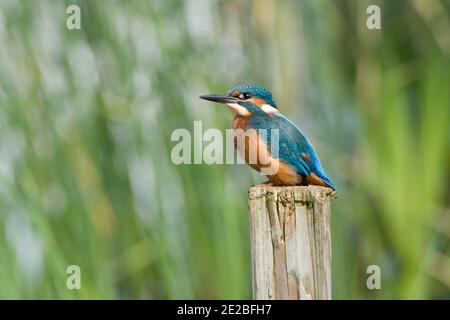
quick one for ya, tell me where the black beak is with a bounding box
[199,94,239,104]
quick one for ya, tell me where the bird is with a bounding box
[200,84,335,190]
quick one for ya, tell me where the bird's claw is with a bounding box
[253,181,274,188]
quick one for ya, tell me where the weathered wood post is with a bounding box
[248,185,336,300]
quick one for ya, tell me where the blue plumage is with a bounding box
[247,110,336,189]
[200,84,335,189]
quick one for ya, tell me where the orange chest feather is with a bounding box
[232,116,261,169]
[230,116,300,185]
[232,115,250,131]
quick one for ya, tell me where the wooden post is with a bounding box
[248,185,335,300]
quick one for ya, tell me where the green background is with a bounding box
[0,0,449,299]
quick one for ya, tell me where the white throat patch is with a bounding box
[226,103,251,116]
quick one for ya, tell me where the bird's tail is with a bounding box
[314,170,336,190]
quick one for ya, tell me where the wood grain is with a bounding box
[248,185,335,300]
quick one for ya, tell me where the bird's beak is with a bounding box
[199,94,239,104]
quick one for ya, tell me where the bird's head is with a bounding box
[200,84,278,116]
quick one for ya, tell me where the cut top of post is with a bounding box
[248,185,336,204]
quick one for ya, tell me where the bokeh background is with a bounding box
[0,0,449,299]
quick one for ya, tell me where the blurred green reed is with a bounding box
[0,0,448,299]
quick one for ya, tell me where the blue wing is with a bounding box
[248,112,336,189]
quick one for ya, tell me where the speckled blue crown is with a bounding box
[227,84,277,108]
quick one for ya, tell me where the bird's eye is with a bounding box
[239,93,251,99]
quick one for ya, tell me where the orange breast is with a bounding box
[232,116,302,186]
[269,161,302,186]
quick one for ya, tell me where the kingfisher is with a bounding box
[200,84,335,189]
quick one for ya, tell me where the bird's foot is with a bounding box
[262,180,274,187]
[253,181,275,188]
